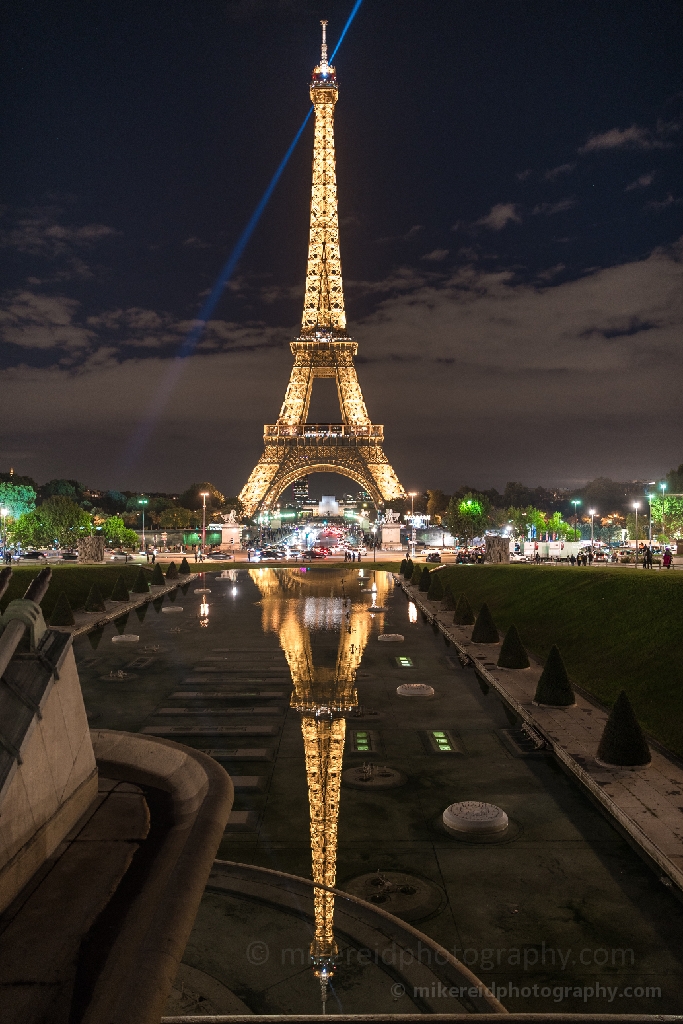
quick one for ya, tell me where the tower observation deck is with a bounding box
[238,23,406,516]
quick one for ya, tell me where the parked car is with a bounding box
[19,550,48,561]
[61,551,78,561]
[210,551,233,560]
[303,549,327,559]
[425,552,441,563]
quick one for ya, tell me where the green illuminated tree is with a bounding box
[13,496,92,548]
[445,492,491,545]
[0,482,36,520]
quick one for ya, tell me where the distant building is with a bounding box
[293,476,310,508]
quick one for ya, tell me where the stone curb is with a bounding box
[394,575,683,899]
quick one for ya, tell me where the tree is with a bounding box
[13,496,92,548]
[103,516,127,544]
[159,506,196,529]
[545,510,573,540]
[120,528,140,548]
[426,489,449,521]
[650,495,683,538]
[0,482,36,520]
[178,482,225,511]
[41,478,83,499]
[445,492,491,545]
[625,512,648,541]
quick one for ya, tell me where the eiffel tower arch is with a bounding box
[239,24,405,518]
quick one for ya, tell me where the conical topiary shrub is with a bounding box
[471,603,499,644]
[152,596,164,614]
[596,691,651,767]
[418,567,431,592]
[453,593,475,626]
[84,584,106,613]
[150,563,165,586]
[166,561,179,580]
[399,558,407,576]
[442,585,457,612]
[114,612,129,635]
[497,624,530,669]
[110,575,130,602]
[411,565,422,586]
[49,592,75,627]
[403,558,413,580]
[135,602,148,624]
[534,645,575,706]
[88,626,104,650]
[427,571,444,601]
[132,567,150,594]
[179,557,191,575]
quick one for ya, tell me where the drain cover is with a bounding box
[342,764,406,789]
[341,871,444,921]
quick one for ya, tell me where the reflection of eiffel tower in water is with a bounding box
[239,22,405,517]
[250,567,390,1006]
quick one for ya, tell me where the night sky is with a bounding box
[1,0,682,497]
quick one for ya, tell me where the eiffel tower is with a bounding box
[239,22,406,517]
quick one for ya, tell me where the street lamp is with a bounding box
[633,501,640,564]
[137,497,148,550]
[371,525,377,562]
[660,481,668,539]
[408,491,417,559]
[200,492,210,556]
[588,509,596,552]
[571,499,581,541]
[0,507,8,561]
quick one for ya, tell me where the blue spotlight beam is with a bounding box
[121,0,365,470]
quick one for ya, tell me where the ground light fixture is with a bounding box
[571,499,581,541]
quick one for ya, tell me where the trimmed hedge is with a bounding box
[110,575,130,602]
[534,645,575,707]
[411,565,422,586]
[427,571,444,601]
[150,563,165,586]
[179,557,192,575]
[84,584,106,613]
[497,624,530,669]
[166,561,179,580]
[453,594,475,626]
[418,567,431,592]
[471,603,499,644]
[49,592,75,627]
[597,691,651,767]
[131,567,150,594]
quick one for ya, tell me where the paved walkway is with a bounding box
[399,577,683,896]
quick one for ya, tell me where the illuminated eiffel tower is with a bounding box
[239,22,405,517]
[250,566,390,1004]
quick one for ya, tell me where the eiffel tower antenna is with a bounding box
[239,27,406,517]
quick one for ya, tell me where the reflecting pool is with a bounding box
[75,568,683,1016]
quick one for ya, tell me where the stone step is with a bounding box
[153,707,284,716]
[141,725,278,736]
[170,691,287,699]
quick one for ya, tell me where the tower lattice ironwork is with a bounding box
[239,22,405,517]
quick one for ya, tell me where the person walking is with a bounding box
[588,550,593,565]
[647,546,654,569]
[663,548,672,569]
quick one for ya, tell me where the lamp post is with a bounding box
[371,525,376,562]
[138,497,148,551]
[200,492,210,556]
[0,507,8,561]
[633,501,640,565]
[660,481,668,539]
[408,491,417,559]
[571,499,581,541]
[588,509,596,553]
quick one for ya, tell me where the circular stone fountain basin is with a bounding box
[397,683,434,697]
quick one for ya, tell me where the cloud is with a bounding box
[544,163,576,180]
[516,169,532,182]
[183,236,211,249]
[475,203,521,231]
[421,249,449,262]
[644,194,683,212]
[0,292,94,351]
[579,124,666,153]
[625,173,655,192]
[532,198,578,216]
[0,215,118,256]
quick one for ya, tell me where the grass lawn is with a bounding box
[438,564,683,757]
[0,564,164,619]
